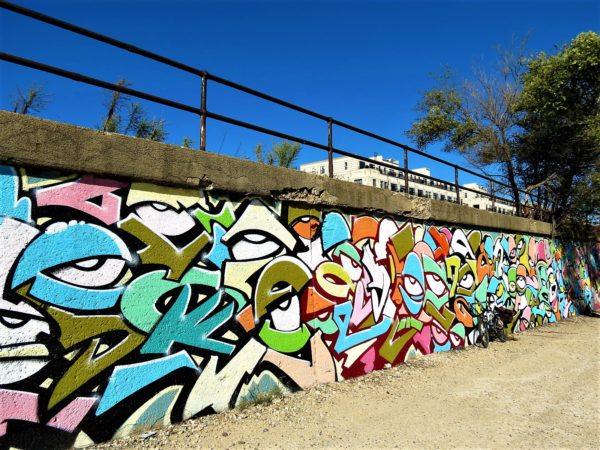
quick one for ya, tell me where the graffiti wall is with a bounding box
[1,164,598,448]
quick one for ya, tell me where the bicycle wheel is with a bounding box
[481,327,489,348]
[497,322,506,342]
[478,320,489,348]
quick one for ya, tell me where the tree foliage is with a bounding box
[407,45,526,214]
[100,79,167,142]
[516,32,600,227]
[182,136,193,148]
[407,32,600,228]
[255,140,302,168]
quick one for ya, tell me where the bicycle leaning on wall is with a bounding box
[468,300,509,348]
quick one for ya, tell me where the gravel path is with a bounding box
[95,316,600,449]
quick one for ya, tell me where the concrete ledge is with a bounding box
[0,110,553,236]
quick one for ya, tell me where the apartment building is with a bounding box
[299,155,515,214]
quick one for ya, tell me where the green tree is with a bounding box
[406,44,527,214]
[100,79,167,142]
[182,136,193,148]
[516,32,600,227]
[255,140,302,168]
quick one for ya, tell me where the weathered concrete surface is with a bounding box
[0,110,553,235]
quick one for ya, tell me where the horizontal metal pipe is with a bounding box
[0,1,206,77]
[0,52,202,115]
[206,111,329,151]
[460,184,515,205]
[332,118,516,189]
[207,74,329,122]
[0,52,536,209]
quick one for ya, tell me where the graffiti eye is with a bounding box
[323,273,346,285]
[340,253,362,281]
[540,278,547,288]
[270,295,301,332]
[425,272,447,296]
[509,281,516,291]
[529,260,535,267]
[0,311,29,328]
[517,241,524,251]
[134,202,196,237]
[459,273,474,289]
[517,277,526,290]
[47,257,128,288]
[431,320,448,344]
[73,259,103,269]
[450,332,462,347]
[230,232,283,261]
[403,275,424,298]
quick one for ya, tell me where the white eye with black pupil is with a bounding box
[403,275,423,298]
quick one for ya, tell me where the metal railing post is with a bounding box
[200,73,207,151]
[403,147,409,193]
[327,118,333,178]
[454,167,460,203]
[491,180,496,212]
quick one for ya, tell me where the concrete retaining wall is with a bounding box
[0,111,598,448]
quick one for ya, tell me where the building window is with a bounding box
[391,183,397,191]
[409,188,415,195]
[464,192,468,198]
[320,166,325,174]
[441,194,446,201]
[354,179,362,184]
[372,179,376,187]
[433,193,438,200]
[418,189,423,197]
[344,162,348,170]
[359,161,366,169]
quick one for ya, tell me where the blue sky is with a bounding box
[1,0,598,185]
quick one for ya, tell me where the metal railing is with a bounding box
[0,1,543,219]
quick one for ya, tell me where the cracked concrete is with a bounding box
[409,197,432,220]
[275,187,338,204]
[0,111,553,236]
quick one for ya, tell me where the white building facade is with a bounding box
[300,155,515,214]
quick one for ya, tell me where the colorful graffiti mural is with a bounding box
[1,164,598,447]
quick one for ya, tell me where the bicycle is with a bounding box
[468,300,490,348]
[467,300,508,348]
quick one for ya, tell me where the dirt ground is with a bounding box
[95,316,600,450]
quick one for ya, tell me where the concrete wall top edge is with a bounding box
[0,110,553,236]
